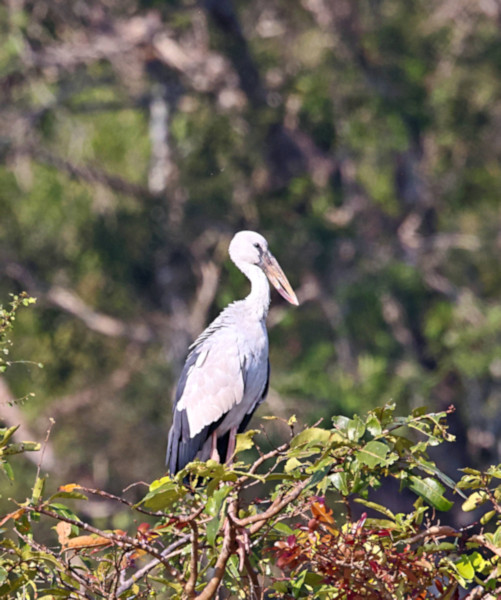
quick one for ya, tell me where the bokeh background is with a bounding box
[2,0,501,513]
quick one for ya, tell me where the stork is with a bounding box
[166,231,298,475]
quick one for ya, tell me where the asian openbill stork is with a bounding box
[166,231,298,475]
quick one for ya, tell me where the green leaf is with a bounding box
[303,571,324,586]
[331,415,350,431]
[2,441,40,455]
[0,567,7,585]
[1,462,14,481]
[329,472,349,496]
[141,481,185,510]
[31,476,45,504]
[354,498,395,519]
[234,429,259,454]
[364,518,398,530]
[290,427,333,449]
[366,414,382,436]
[206,516,220,547]
[308,461,333,490]
[462,491,488,512]
[480,510,496,525]
[455,555,475,581]
[205,485,232,517]
[272,581,289,594]
[346,416,366,441]
[0,425,19,447]
[37,589,71,598]
[284,457,302,474]
[356,441,390,468]
[273,522,294,536]
[48,491,89,502]
[469,551,487,572]
[407,476,454,511]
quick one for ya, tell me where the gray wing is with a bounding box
[166,327,244,474]
[216,358,270,460]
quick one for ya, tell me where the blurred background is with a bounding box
[1,0,501,512]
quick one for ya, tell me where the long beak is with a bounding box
[261,252,299,306]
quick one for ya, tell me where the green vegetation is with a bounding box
[2,0,501,596]
[1,399,501,598]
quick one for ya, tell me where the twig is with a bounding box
[77,485,181,518]
[25,505,185,583]
[35,417,55,483]
[116,535,190,596]
[184,521,199,599]
[243,552,262,600]
[235,442,289,486]
[229,477,310,534]
[469,534,501,558]
[197,502,236,600]
[404,525,460,545]
[14,529,96,599]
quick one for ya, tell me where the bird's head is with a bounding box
[229,231,299,306]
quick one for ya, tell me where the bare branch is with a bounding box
[116,535,190,596]
[197,500,237,600]
[5,261,154,343]
[26,505,185,583]
[184,521,199,599]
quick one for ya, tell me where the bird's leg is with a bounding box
[210,431,220,462]
[225,426,239,464]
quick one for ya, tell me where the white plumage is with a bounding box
[166,231,298,475]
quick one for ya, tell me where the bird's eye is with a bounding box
[253,243,261,249]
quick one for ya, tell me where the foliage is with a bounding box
[0,292,37,375]
[2,0,501,499]
[0,292,40,481]
[1,0,501,596]
[1,406,500,599]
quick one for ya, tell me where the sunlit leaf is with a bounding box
[290,427,333,449]
[354,498,395,519]
[356,441,390,468]
[234,429,259,455]
[284,457,302,474]
[329,472,349,495]
[407,476,454,511]
[480,510,496,525]
[205,484,232,517]
[462,491,488,512]
[206,516,220,547]
[455,555,475,581]
[49,491,88,502]
[141,480,185,511]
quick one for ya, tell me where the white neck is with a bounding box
[236,261,270,320]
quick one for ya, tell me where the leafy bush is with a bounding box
[1,406,500,599]
[1,298,500,599]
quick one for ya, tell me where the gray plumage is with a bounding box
[166,231,298,475]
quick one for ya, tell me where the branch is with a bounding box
[5,261,153,343]
[47,286,152,342]
[116,535,190,596]
[14,144,161,202]
[26,505,185,582]
[235,442,289,486]
[469,534,501,559]
[404,525,460,545]
[183,521,199,599]
[243,552,262,600]
[230,477,310,535]
[197,502,236,600]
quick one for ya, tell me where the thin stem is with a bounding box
[183,521,199,599]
